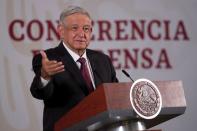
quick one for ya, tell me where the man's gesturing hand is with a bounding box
[40,51,65,80]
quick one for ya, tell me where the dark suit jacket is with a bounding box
[30,42,118,131]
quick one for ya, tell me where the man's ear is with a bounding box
[57,24,64,39]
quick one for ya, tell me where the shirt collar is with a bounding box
[62,41,87,62]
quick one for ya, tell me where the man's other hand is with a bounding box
[40,51,65,80]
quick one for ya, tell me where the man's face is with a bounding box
[59,13,92,54]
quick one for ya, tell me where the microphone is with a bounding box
[122,69,134,83]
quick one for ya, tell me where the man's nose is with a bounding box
[77,29,86,37]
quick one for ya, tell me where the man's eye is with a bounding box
[83,27,91,32]
[71,26,78,31]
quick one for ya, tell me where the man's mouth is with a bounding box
[76,40,86,42]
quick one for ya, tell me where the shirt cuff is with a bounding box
[40,77,50,87]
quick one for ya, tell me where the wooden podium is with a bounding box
[55,81,186,131]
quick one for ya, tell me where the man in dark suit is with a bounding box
[30,5,118,131]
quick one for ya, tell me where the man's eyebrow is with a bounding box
[84,25,91,27]
[70,24,78,26]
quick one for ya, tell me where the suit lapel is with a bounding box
[87,50,103,88]
[56,42,89,95]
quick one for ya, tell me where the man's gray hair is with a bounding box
[59,5,91,25]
